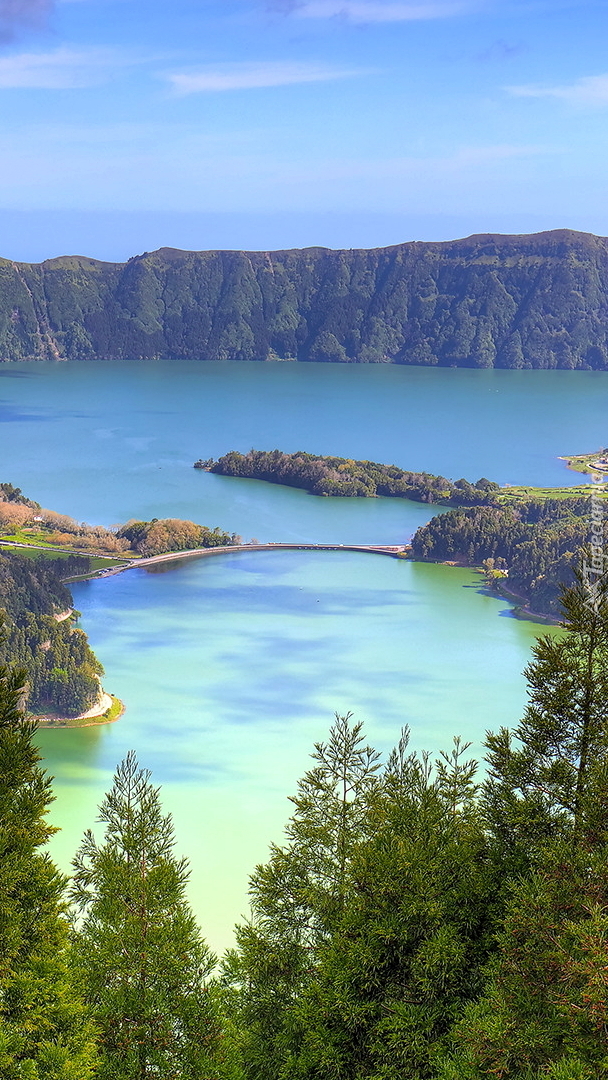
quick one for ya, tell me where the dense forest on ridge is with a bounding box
[2,229,608,367]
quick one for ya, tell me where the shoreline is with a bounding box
[559,449,608,477]
[491,579,559,625]
[426,558,558,624]
[33,693,125,729]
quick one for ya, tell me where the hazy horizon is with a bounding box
[2,209,608,265]
[0,0,605,261]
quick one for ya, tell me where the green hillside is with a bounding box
[2,228,608,367]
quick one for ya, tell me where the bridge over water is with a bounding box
[100,542,409,576]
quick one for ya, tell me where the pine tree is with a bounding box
[224,714,381,1080]
[439,844,608,1080]
[291,735,495,1080]
[70,751,222,1080]
[439,569,608,1079]
[483,566,608,861]
[0,646,97,1079]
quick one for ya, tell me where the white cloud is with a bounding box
[0,46,125,89]
[507,73,608,107]
[166,60,366,94]
[277,0,470,21]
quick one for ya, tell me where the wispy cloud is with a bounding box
[166,60,367,94]
[0,0,53,43]
[0,117,562,214]
[269,0,470,22]
[508,73,608,107]
[0,46,133,88]
[281,142,555,181]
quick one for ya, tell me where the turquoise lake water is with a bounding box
[0,359,600,954]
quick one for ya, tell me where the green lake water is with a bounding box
[0,359,600,954]
[37,553,546,955]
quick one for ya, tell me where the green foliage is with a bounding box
[225,714,381,1080]
[0,643,97,1078]
[70,751,224,1080]
[438,844,608,1080]
[0,551,102,715]
[438,855,608,1075]
[437,572,608,1079]
[290,737,495,1080]
[117,517,235,555]
[211,449,499,506]
[226,722,497,1080]
[484,569,608,858]
[0,482,38,507]
[411,497,594,614]
[3,231,608,366]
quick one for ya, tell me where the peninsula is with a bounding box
[560,449,608,475]
[198,449,600,505]
[0,484,239,723]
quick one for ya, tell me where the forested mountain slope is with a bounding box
[1,229,608,367]
[0,551,102,715]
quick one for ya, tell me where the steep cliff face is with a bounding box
[1,229,608,368]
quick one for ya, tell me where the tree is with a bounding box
[0,644,97,1079]
[70,751,223,1080]
[483,566,608,859]
[439,844,608,1080]
[224,714,381,1080]
[291,736,496,1080]
[438,568,608,1079]
[0,502,33,531]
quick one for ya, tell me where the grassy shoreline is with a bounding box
[32,693,125,729]
[559,449,608,477]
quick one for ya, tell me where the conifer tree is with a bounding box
[0,647,97,1079]
[439,568,608,1079]
[439,843,608,1080]
[483,566,608,859]
[290,735,495,1080]
[70,751,222,1080]
[224,714,381,1080]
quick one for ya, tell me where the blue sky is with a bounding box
[1,0,607,258]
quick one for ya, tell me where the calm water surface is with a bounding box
[0,360,605,532]
[0,360,593,953]
[37,552,547,954]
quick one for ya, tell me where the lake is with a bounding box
[1,359,599,955]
